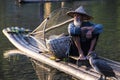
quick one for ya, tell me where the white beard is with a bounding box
[74,19,82,27]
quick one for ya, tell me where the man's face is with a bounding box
[74,14,82,21]
[74,14,82,26]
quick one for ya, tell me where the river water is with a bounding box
[1,0,120,80]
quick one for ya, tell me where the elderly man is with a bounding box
[67,6,103,60]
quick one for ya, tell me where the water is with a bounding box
[1,0,120,80]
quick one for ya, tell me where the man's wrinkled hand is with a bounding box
[86,30,92,38]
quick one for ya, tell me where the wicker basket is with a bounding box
[47,36,71,59]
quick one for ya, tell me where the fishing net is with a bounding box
[32,7,73,39]
[30,7,74,57]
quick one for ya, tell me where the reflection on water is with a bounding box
[3,49,38,80]
[1,0,120,80]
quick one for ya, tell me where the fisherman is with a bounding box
[67,6,103,60]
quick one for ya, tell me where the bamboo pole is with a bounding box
[31,18,73,35]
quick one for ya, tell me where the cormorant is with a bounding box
[87,53,118,80]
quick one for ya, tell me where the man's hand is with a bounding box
[81,26,94,31]
[79,52,86,60]
[81,27,87,30]
[81,26,94,39]
[86,30,92,38]
[87,27,94,31]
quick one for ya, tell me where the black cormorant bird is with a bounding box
[87,53,118,80]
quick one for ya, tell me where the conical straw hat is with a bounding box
[66,6,93,20]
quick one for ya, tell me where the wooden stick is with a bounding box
[31,18,73,35]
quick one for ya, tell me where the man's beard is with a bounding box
[74,18,82,27]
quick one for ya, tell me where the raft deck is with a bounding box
[3,27,120,80]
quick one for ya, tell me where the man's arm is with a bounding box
[68,23,85,59]
[88,38,97,54]
[72,36,85,58]
[68,23,81,36]
[87,24,103,54]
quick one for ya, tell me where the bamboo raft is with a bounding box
[2,27,120,80]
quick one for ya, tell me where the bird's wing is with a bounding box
[94,59,115,76]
